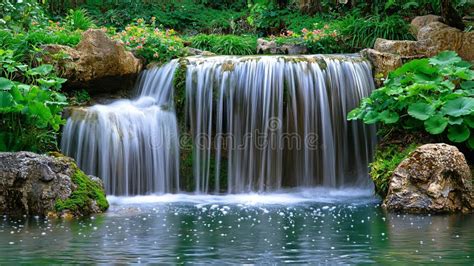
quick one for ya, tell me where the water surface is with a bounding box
[0,188,472,264]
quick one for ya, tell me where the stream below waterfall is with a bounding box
[0,189,472,264]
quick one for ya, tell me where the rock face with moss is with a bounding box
[383,144,474,213]
[0,152,108,217]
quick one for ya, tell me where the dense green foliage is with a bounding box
[370,143,419,198]
[0,0,472,156]
[349,51,474,149]
[0,49,67,153]
[83,0,245,33]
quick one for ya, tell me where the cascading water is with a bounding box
[61,54,376,196]
[185,55,377,193]
[61,62,180,196]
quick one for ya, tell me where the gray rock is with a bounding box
[0,152,108,217]
[383,144,474,213]
[186,47,216,56]
[257,38,308,55]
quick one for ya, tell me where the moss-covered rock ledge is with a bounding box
[0,152,108,217]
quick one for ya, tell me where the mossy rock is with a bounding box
[54,164,109,216]
[50,153,109,216]
[0,152,108,217]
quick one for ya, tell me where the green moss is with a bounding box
[174,59,188,127]
[370,143,419,198]
[55,163,109,215]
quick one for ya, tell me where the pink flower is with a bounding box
[137,45,143,49]
[302,28,308,34]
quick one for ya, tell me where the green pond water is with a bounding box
[0,188,472,264]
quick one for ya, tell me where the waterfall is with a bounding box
[61,54,376,196]
[185,55,376,193]
[61,61,180,196]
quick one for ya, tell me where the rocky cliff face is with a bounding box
[383,144,474,213]
[0,152,108,217]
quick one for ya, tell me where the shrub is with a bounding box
[271,23,342,54]
[190,34,257,55]
[114,18,185,64]
[0,49,68,153]
[348,51,474,149]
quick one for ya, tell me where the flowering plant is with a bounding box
[269,23,341,54]
[114,18,185,63]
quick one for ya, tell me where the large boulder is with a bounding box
[410,15,442,35]
[42,29,143,95]
[417,22,474,60]
[383,144,474,213]
[0,152,108,217]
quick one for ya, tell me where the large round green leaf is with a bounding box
[0,91,14,109]
[447,125,470,143]
[363,111,379,124]
[0,78,13,91]
[429,51,462,66]
[448,116,463,125]
[28,101,52,123]
[424,114,448,134]
[468,135,474,150]
[464,115,474,128]
[27,64,54,76]
[378,110,399,124]
[441,97,474,117]
[408,102,435,121]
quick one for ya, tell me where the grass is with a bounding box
[189,34,257,55]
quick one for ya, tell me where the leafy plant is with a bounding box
[69,89,91,106]
[0,49,68,153]
[348,51,474,149]
[190,34,257,55]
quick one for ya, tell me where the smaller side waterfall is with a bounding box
[61,62,180,196]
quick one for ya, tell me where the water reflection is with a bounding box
[0,190,472,264]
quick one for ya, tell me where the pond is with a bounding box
[0,188,472,264]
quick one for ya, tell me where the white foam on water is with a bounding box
[107,187,377,206]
